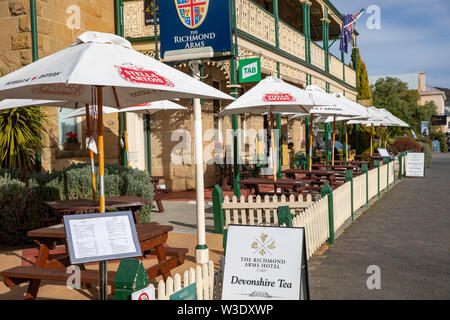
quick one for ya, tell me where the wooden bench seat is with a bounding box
[1,266,117,299]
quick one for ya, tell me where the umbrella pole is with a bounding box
[309,114,313,171]
[379,124,382,150]
[332,116,336,166]
[345,120,348,161]
[384,127,387,148]
[85,104,97,201]
[97,86,107,300]
[270,107,276,182]
[124,114,130,167]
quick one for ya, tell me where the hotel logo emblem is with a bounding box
[175,0,209,29]
[251,233,276,256]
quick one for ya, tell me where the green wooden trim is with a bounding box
[145,114,151,175]
[321,183,334,244]
[212,185,225,234]
[236,29,357,91]
[127,36,159,43]
[274,0,279,48]
[195,244,208,250]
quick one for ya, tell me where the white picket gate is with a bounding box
[222,193,314,227]
[156,261,215,300]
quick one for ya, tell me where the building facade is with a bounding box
[0,0,359,191]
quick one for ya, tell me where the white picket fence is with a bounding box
[156,261,215,300]
[215,156,406,260]
[222,193,313,227]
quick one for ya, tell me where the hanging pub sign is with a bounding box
[144,0,159,26]
[221,225,310,300]
[431,114,446,126]
[159,0,232,60]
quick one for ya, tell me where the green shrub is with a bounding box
[418,142,432,168]
[0,164,154,247]
[0,175,36,246]
[389,136,421,154]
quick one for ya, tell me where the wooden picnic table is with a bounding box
[150,176,171,213]
[239,177,320,198]
[326,160,369,168]
[312,163,362,176]
[0,222,187,300]
[282,169,342,188]
[44,196,150,224]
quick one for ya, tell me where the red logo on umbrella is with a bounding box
[116,63,174,87]
[262,93,296,102]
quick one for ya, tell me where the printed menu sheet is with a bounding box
[66,213,139,262]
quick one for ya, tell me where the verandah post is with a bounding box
[212,184,225,234]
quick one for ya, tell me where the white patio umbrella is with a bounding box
[65,100,187,167]
[290,86,362,167]
[0,31,233,299]
[348,107,397,155]
[313,93,371,161]
[218,76,318,181]
[0,98,103,199]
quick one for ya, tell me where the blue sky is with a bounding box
[329,0,450,89]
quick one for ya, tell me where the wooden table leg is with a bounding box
[25,242,50,300]
[154,244,171,281]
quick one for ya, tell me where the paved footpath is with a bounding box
[308,153,450,300]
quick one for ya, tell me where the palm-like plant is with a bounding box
[0,68,48,176]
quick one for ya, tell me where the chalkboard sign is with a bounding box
[221,225,309,300]
[405,152,425,178]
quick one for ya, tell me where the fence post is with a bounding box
[386,158,389,190]
[212,184,225,234]
[374,160,380,198]
[321,183,334,244]
[361,163,368,207]
[277,206,292,227]
[345,169,354,222]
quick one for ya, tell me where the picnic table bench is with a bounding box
[0,222,187,300]
[312,163,362,177]
[44,196,151,224]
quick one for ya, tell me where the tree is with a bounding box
[371,77,436,136]
[0,68,48,177]
[351,47,372,104]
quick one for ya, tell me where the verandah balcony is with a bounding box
[122,0,356,88]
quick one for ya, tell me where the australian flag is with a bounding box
[339,10,364,53]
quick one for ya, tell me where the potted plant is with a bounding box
[64,132,80,150]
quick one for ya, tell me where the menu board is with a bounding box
[63,211,142,264]
[405,152,425,178]
[221,225,309,300]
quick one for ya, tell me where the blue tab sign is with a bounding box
[159,0,232,59]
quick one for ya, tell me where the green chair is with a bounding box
[277,206,292,227]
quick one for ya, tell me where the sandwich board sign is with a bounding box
[159,0,232,60]
[63,211,142,264]
[221,225,309,300]
[239,58,261,83]
[405,152,425,178]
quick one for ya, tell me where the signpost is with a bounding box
[239,58,261,83]
[405,152,425,178]
[221,225,309,300]
[63,211,142,265]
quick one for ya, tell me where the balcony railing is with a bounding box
[123,0,356,88]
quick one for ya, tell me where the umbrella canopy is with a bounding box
[0,98,78,110]
[64,100,186,119]
[0,31,233,106]
[348,107,397,126]
[379,109,409,127]
[0,31,233,298]
[217,76,316,116]
[313,93,371,123]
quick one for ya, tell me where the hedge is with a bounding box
[0,164,154,247]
